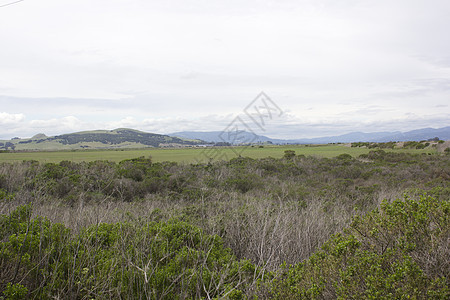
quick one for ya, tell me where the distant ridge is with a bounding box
[169,131,274,144]
[169,126,450,144]
[0,128,203,151]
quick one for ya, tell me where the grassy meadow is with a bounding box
[0,144,438,163]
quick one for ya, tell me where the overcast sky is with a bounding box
[0,0,449,139]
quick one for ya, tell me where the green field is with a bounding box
[0,144,438,163]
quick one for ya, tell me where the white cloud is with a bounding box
[0,112,25,125]
[29,116,84,131]
[0,116,87,139]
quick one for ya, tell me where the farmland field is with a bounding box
[0,144,438,163]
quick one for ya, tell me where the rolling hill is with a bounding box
[0,128,203,151]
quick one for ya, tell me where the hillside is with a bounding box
[0,128,202,151]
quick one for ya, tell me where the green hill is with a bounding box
[0,128,203,151]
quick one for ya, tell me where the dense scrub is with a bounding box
[0,151,449,298]
[0,205,256,299]
[270,193,449,299]
[351,140,445,149]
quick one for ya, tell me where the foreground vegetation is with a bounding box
[0,150,448,298]
[0,143,439,164]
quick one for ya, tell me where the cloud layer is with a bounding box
[0,0,449,139]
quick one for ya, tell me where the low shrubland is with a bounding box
[0,151,448,298]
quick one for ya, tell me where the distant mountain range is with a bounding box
[0,128,202,151]
[168,131,275,144]
[169,126,450,144]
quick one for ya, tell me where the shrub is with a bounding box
[336,153,353,160]
[0,189,14,202]
[270,193,449,299]
[118,156,153,181]
[0,206,256,299]
[283,150,296,160]
[2,283,28,300]
[0,205,71,298]
[224,173,262,193]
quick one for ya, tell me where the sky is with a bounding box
[0,0,449,139]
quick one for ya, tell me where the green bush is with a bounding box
[0,204,70,298]
[283,150,296,160]
[2,283,28,300]
[270,193,449,299]
[0,206,255,299]
[0,189,14,202]
[72,220,256,299]
[336,153,353,160]
[224,173,262,193]
[118,156,153,181]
